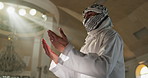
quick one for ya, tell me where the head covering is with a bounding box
[82,3,110,32]
[82,3,108,17]
[80,17,113,54]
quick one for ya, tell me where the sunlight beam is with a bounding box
[7,6,15,14]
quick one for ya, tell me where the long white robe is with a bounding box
[49,17,125,78]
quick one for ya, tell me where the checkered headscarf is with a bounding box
[82,3,108,17]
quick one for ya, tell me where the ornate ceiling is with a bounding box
[0,1,49,38]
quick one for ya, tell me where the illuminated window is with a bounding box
[136,64,148,78]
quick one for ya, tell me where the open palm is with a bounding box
[47,28,69,52]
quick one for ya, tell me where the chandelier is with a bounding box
[0,33,26,75]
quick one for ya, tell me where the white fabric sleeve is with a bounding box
[49,54,77,78]
[59,33,123,77]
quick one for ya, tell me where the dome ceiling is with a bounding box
[0,1,48,37]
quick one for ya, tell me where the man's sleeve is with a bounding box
[58,32,123,77]
[49,54,77,78]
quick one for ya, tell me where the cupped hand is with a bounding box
[47,28,69,52]
[42,39,59,64]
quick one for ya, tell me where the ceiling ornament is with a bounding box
[0,32,26,75]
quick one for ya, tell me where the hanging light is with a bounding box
[0,2,4,9]
[7,6,15,13]
[42,14,47,21]
[0,33,26,75]
[19,8,26,16]
[29,9,37,16]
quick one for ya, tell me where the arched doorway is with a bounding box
[136,64,148,78]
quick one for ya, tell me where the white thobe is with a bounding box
[49,17,125,78]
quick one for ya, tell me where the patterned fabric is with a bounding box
[82,3,108,17]
[82,14,109,32]
[82,3,109,32]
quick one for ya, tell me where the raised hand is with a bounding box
[42,39,59,64]
[47,28,69,52]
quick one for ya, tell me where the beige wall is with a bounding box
[125,53,148,78]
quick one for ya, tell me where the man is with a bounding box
[42,3,125,78]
